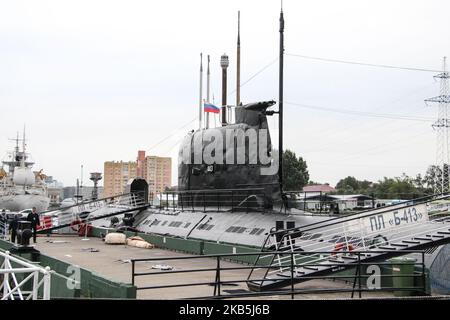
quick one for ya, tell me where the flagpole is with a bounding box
[199,53,203,130]
[236,10,241,108]
[206,55,210,129]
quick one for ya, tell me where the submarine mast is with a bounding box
[278,6,284,193]
[236,11,241,107]
[220,54,229,126]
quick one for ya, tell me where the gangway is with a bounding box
[36,192,150,234]
[40,191,146,218]
[247,193,450,291]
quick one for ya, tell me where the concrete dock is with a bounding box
[34,235,394,300]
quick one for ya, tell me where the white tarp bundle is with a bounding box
[126,236,154,249]
[104,232,126,244]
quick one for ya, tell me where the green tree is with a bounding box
[335,176,360,193]
[335,176,373,194]
[371,173,430,199]
[424,165,438,191]
[335,171,434,199]
[282,150,309,191]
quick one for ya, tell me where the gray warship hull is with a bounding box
[0,193,50,212]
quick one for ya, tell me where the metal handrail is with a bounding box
[37,203,151,234]
[270,216,446,257]
[260,216,450,277]
[151,188,268,213]
[269,192,450,237]
[249,199,450,282]
[40,192,147,231]
[0,250,51,300]
[286,190,441,213]
[130,250,427,299]
[252,193,450,269]
[41,191,147,215]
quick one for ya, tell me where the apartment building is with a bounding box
[103,161,137,197]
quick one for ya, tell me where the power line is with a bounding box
[162,135,187,155]
[302,120,430,155]
[145,117,196,153]
[312,161,427,169]
[286,53,441,73]
[280,84,435,151]
[283,102,430,153]
[228,57,278,96]
[306,125,431,165]
[285,101,434,122]
[281,95,433,155]
[306,129,433,182]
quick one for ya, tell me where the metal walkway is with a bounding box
[247,194,450,291]
[36,192,150,234]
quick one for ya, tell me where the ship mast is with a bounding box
[21,125,26,168]
[13,132,20,168]
[15,132,19,157]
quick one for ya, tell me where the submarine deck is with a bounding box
[34,235,394,300]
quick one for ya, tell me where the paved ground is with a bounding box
[34,234,394,300]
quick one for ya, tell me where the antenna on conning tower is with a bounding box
[236,10,241,108]
[221,53,229,126]
[199,53,203,130]
[278,4,285,194]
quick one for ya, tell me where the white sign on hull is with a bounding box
[344,203,429,236]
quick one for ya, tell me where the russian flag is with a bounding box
[204,102,220,113]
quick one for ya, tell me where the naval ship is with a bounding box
[0,132,50,213]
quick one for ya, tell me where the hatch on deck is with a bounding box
[125,178,149,204]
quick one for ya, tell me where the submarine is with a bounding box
[75,9,448,294]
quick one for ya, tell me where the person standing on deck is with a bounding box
[27,207,40,243]
[9,214,19,243]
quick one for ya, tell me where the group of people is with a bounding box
[0,207,40,244]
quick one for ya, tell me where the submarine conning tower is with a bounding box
[178,100,281,210]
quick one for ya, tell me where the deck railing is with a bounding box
[149,188,268,213]
[0,250,51,300]
[130,250,427,299]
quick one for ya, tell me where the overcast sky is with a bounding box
[1,0,449,188]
